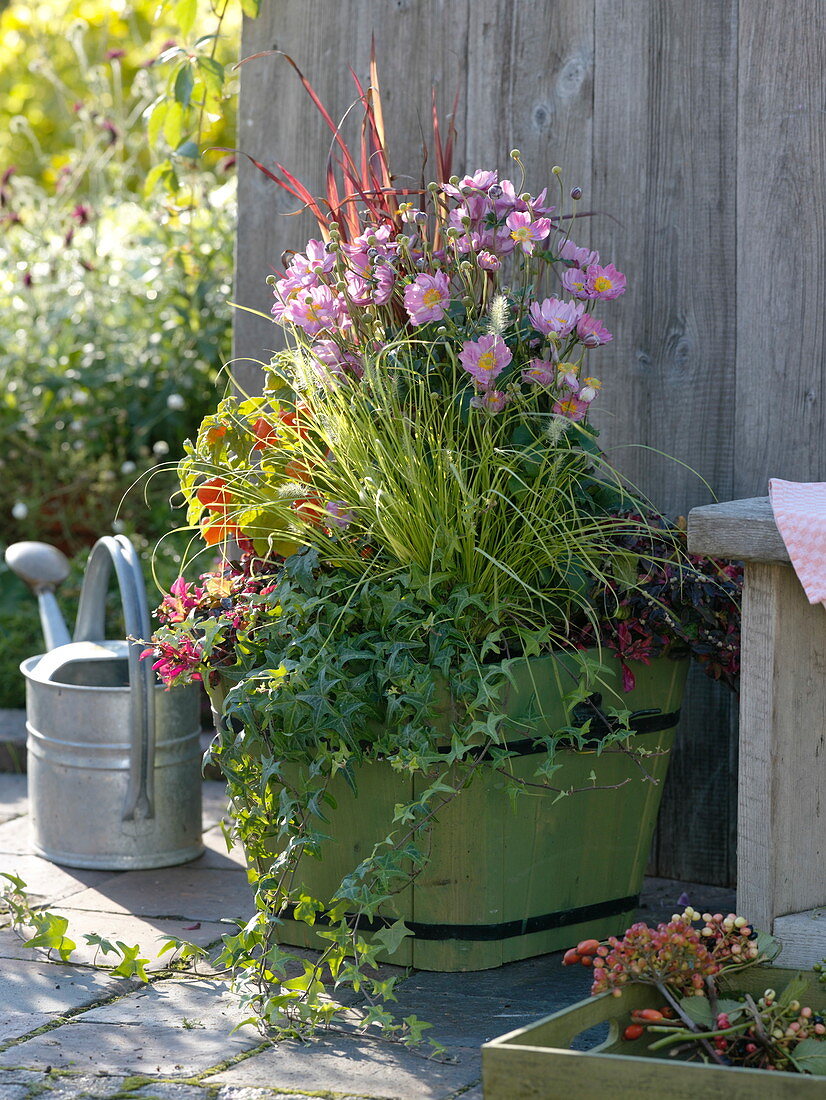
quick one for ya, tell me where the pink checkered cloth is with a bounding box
[768,479,826,605]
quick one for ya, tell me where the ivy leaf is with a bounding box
[789,1037,826,1076]
[27,914,76,962]
[111,942,150,982]
[0,871,28,892]
[372,918,412,958]
[83,932,119,957]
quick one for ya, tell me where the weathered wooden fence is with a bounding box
[233,0,826,886]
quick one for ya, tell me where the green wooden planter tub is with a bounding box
[232,651,688,972]
[482,967,826,1099]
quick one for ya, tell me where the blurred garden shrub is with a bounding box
[0,1,239,706]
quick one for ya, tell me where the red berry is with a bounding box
[562,949,581,966]
[577,939,601,956]
[623,1024,644,1041]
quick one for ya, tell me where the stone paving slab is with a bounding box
[0,1075,383,1100]
[0,817,31,856]
[0,775,26,822]
[0,853,113,906]
[0,957,127,1024]
[188,826,248,872]
[60,866,254,925]
[204,1033,481,1100]
[0,1011,53,1046]
[0,928,50,962]
[0,1019,263,1078]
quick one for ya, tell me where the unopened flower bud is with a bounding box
[552,165,562,175]
[489,184,503,198]
[448,175,460,186]
[509,149,521,160]
[266,274,277,285]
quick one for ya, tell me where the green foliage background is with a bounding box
[0,0,245,708]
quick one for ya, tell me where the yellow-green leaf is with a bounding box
[146,99,168,148]
[173,0,197,36]
[173,62,195,107]
[163,101,188,150]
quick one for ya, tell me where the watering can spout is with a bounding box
[5,542,72,650]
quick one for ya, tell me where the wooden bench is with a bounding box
[688,497,826,968]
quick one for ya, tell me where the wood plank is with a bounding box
[464,0,594,195]
[774,908,826,970]
[734,0,826,497]
[688,498,789,562]
[738,563,826,931]
[593,0,739,886]
[233,1,473,395]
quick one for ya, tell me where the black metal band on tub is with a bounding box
[457,707,681,761]
[281,892,640,942]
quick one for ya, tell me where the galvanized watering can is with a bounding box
[6,536,204,870]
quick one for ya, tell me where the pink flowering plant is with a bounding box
[147,61,741,1048]
[173,143,665,655]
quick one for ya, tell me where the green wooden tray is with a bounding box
[482,967,826,1099]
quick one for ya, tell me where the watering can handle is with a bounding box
[74,536,156,823]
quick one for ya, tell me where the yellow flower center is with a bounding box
[512,226,531,241]
[423,287,443,307]
[478,351,496,372]
[306,303,321,322]
[593,275,612,293]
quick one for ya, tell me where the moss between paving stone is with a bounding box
[0,980,146,1057]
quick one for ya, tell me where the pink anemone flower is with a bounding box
[458,334,512,389]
